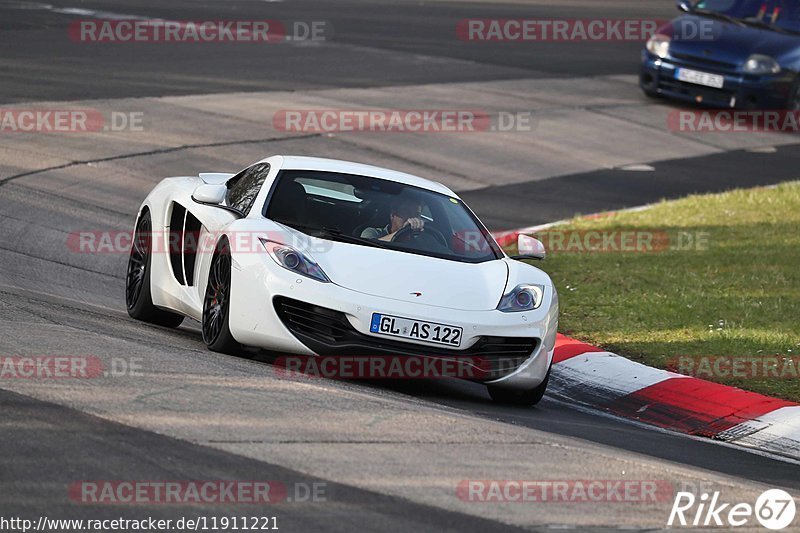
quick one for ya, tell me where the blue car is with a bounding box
[641,0,800,109]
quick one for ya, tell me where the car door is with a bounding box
[169,163,272,317]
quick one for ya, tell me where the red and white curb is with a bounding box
[491,218,800,461]
[548,335,800,461]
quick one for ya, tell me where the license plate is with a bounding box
[676,68,724,89]
[370,313,463,347]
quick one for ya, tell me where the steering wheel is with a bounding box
[391,224,449,248]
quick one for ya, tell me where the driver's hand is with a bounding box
[403,217,425,231]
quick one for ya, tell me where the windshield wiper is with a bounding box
[275,221,390,249]
[739,17,799,35]
[691,8,746,27]
[318,226,391,248]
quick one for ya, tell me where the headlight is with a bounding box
[497,284,545,313]
[260,239,330,282]
[646,33,671,59]
[743,54,781,75]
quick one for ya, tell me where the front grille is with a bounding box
[274,297,539,381]
[671,53,737,72]
[275,297,352,345]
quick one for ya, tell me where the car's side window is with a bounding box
[226,163,270,215]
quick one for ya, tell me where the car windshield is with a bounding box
[263,170,502,263]
[695,0,800,32]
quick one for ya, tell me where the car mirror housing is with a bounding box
[192,184,227,205]
[511,234,546,261]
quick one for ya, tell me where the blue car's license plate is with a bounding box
[675,68,724,89]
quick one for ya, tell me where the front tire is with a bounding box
[786,78,800,110]
[202,238,242,355]
[126,210,184,328]
[487,365,551,406]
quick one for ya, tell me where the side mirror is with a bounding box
[676,0,693,12]
[192,184,227,205]
[511,234,546,261]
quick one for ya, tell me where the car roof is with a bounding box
[256,155,458,197]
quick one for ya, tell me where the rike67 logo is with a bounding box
[668,489,796,530]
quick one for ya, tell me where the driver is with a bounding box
[361,197,424,241]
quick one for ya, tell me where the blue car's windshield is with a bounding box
[696,0,800,32]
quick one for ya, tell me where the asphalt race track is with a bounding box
[1,0,800,530]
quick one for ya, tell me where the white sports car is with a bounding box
[126,156,558,405]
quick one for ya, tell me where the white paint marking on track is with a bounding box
[50,7,151,20]
[553,351,683,399]
[546,396,800,466]
[3,2,154,21]
[720,406,800,457]
[746,146,777,153]
[618,164,655,171]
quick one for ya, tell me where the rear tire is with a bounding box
[126,210,185,328]
[202,238,243,355]
[487,365,551,406]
